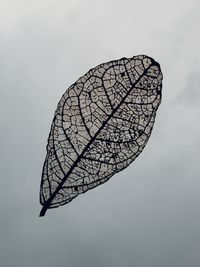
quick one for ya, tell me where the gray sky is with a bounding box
[0,0,200,266]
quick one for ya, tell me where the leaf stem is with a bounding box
[39,205,47,217]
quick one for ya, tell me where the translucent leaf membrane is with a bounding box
[39,55,163,216]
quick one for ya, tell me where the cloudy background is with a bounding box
[1,0,200,266]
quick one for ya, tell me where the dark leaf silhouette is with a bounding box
[39,55,163,216]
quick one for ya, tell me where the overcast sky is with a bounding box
[0,0,200,266]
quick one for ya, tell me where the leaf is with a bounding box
[39,55,163,216]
